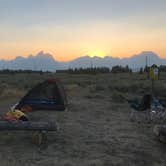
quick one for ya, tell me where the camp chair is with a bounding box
[128,94,152,111]
[159,99,166,108]
[129,94,152,122]
[129,95,166,122]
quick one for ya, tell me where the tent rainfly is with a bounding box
[16,79,67,111]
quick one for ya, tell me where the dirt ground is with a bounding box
[0,73,166,166]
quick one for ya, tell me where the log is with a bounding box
[153,125,166,143]
[0,121,57,131]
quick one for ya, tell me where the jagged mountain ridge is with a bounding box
[0,51,165,71]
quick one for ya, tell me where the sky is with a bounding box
[0,0,166,61]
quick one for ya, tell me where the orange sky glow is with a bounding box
[0,21,166,61]
[0,1,166,61]
[0,48,166,62]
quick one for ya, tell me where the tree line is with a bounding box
[0,69,51,74]
[57,66,132,74]
[0,65,166,74]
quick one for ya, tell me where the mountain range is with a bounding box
[0,51,165,71]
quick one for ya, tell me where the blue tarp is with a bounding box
[128,95,166,111]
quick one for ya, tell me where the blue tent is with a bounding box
[16,79,67,111]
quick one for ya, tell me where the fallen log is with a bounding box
[153,125,166,143]
[0,121,57,131]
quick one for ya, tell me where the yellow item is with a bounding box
[149,67,158,80]
[6,110,27,120]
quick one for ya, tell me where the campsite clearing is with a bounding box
[0,73,166,166]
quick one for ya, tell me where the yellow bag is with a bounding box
[5,110,29,121]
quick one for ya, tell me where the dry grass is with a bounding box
[0,72,166,99]
[111,91,126,103]
[0,72,166,165]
